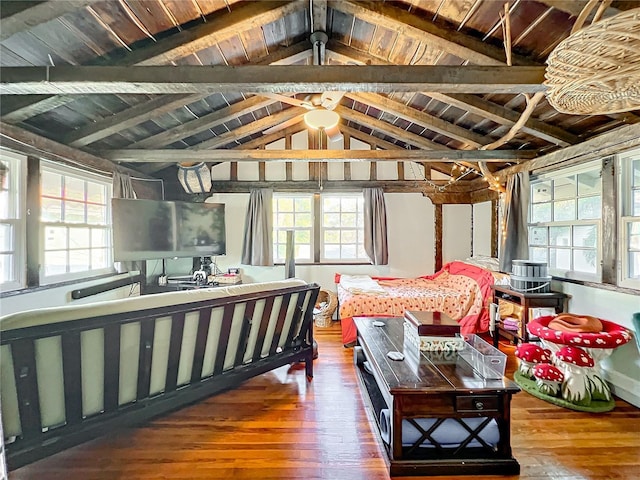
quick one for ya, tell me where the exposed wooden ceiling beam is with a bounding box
[536,1,623,17]
[312,0,328,32]
[326,43,577,147]
[0,0,103,41]
[234,123,308,150]
[426,92,578,147]
[329,0,539,66]
[100,148,535,163]
[347,92,492,148]
[189,107,307,150]
[336,106,448,151]
[339,125,406,151]
[0,121,148,179]
[0,65,546,95]
[63,43,313,149]
[0,1,306,122]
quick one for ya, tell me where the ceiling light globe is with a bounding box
[304,109,340,130]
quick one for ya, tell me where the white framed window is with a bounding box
[273,192,368,263]
[528,161,602,281]
[273,194,314,262]
[0,150,26,291]
[40,161,113,283]
[320,193,367,262]
[619,148,640,288]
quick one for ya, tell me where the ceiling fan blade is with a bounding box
[262,113,306,135]
[260,93,315,109]
[320,91,346,110]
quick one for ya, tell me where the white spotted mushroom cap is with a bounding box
[533,363,564,382]
[555,346,595,367]
[515,343,551,363]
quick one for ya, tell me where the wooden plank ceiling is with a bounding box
[0,0,638,190]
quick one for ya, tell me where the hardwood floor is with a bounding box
[11,322,640,480]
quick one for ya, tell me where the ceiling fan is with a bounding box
[262,32,345,142]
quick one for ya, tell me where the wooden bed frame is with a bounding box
[0,280,319,469]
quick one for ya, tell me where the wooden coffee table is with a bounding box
[354,317,520,477]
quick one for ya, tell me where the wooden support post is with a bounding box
[435,204,443,272]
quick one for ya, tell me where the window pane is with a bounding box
[295,244,311,260]
[324,244,340,259]
[550,248,571,270]
[87,183,105,204]
[296,213,312,227]
[69,227,90,248]
[341,213,356,226]
[629,252,640,279]
[277,230,289,243]
[341,197,358,212]
[69,249,90,272]
[532,181,552,203]
[277,244,286,259]
[45,226,67,250]
[295,230,310,244]
[531,203,551,223]
[578,170,601,196]
[573,249,598,274]
[0,253,15,282]
[87,204,107,224]
[633,159,640,186]
[91,228,109,248]
[573,225,597,248]
[554,177,575,200]
[341,244,357,258]
[42,171,62,197]
[578,196,601,220]
[0,191,11,218]
[529,227,547,246]
[629,221,640,250]
[549,226,571,246]
[341,229,357,243]
[64,177,85,201]
[0,224,13,250]
[324,213,340,228]
[530,247,547,263]
[554,200,575,221]
[277,213,294,228]
[91,248,109,269]
[323,197,340,212]
[633,190,640,217]
[44,251,67,276]
[41,198,62,222]
[64,200,85,223]
[277,198,293,211]
[324,230,339,243]
[295,197,311,212]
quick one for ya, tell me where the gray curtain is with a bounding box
[241,188,274,266]
[113,171,137,199]
[112,171,137,272]
[499,171,530,273]
[363,187,389,265]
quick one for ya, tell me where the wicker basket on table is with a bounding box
[313,289,338,328]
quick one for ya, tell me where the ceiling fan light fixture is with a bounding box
[324,124,343,143]
[304,109,340,130]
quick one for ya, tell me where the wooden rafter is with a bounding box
[0,65,547,95]
[329,0,540,66]
[0,1,306,122]
[99,149,535,163]
[0,0,103,41]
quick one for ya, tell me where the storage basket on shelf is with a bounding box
[314,289,338,327]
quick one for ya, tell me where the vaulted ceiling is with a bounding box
[1,0,638,195]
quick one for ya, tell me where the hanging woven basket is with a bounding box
[545,7,640,115]
[313,289,338,328]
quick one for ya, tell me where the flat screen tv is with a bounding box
[112,198,226,261]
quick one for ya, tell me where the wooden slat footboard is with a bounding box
[1,283,319,469]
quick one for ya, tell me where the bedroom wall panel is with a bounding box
[443,204,472,263]
[472,201,492,256]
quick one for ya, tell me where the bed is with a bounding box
[338,260,506,345]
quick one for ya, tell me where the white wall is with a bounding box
[206,191,435,292]
[443,204,472,263]
[473,201,493,256]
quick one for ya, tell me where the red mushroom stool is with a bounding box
[514,315,633,412]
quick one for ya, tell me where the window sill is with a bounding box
[0,271,133,298]
[553,276,640,296]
